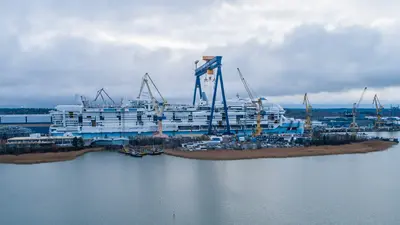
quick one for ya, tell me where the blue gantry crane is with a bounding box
[193,56,231,135]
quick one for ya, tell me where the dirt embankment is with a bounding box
[165,140,397,160]
[0,147,104,165]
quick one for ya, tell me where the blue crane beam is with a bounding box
[194,56,221,77]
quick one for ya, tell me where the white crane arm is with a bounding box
[237,68,255,102]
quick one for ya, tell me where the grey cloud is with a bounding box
[0,31,199,106]
[206,24,400,97]
[0,0,223,20]
[1,1,400,107]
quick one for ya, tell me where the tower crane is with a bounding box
[237,68,262,136]
[349,87,367,134]
[137,73,168,138]
[303,93,312,135]
[373,94,384,129]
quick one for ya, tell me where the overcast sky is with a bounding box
[1,0,400,107]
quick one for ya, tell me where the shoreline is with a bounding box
[164,140,397,160]
[0,147,105,165]
[0,140,396,164]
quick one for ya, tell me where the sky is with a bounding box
[1,0,400,107]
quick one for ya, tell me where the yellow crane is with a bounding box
[303,93,312,135]
[373,94,384,129]
[349,87,367,134]
[254,98,263,136]
[237,68,262,136]
[137,73,168,138]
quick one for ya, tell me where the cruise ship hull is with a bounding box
[49,98,304,139]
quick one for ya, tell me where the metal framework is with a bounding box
[237,68,262,136]
[80,95,89,108]
[94,88,116,105]
[349,87,367,134]
[237,68,255,102]
[138,73,167,137]
[303,93,312,134]
[373,94,384,129]
[193,56,231,135]
[80,88,118,108]
[254,98,263,136]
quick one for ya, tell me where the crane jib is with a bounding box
[356,87,367,109]
[194,56,222,77]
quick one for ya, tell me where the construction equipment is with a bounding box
[349,87,367,134]
[80,96,90,108]
[254,98,263,136]
[193,56,231,135]
[79,88,117,108]
[237,68,255,102]
[237,68,263,136]
[79,88,118,108]
[373,94,384,129]
[137,73,168,138]
[303,93,312,135]
[94,88,116,107]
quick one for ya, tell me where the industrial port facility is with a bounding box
[0,56,399,149]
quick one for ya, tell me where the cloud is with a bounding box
[206,24,400,97]
[1,0,400,107]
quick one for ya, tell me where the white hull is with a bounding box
[50,97,304,139]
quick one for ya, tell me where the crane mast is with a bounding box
[254,98,263,136]
[349,87,367,134]
[373,94,384,129]
[303,93,312,135]
[137,73,167,138]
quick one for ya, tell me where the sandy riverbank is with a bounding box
[164,140,397,160]
[0,147,105,165]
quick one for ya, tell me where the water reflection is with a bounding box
[0,132,399,225]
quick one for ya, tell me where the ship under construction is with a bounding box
[49,56,304,139]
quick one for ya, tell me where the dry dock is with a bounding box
[164,140,396,160]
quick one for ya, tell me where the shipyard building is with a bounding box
[0,115,52,134]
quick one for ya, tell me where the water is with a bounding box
[1,132,400,225]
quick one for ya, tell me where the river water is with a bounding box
[1,132,400,225]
